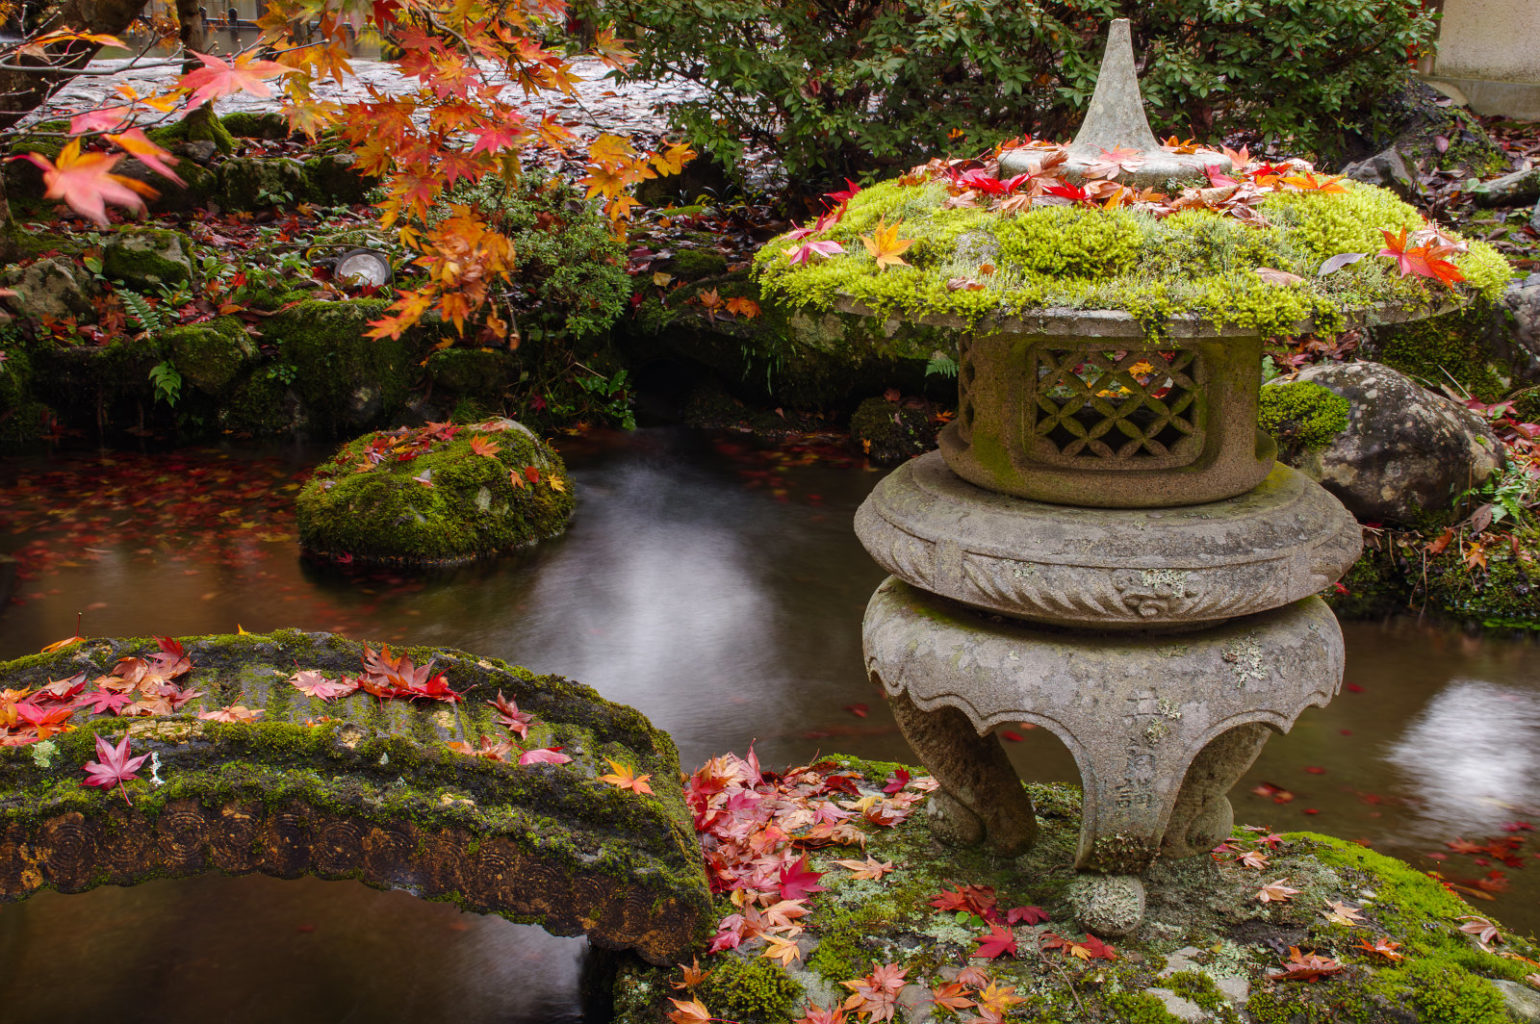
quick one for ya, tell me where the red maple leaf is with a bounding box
[180,51,292,109]
[80,732,150,804]
[1006,904,1050,925]
[518,746,570,765]
[973,922,1019,959]
[18,140,155,226]
[778,854,827,900]
[488,691,533,738]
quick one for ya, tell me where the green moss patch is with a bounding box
[296,418,575,567]
[0,631,710,965]
[754,176,1511,340]
[1261,380,1351,463]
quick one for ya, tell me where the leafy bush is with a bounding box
[611,0,1437,190]
[440,173,631,343]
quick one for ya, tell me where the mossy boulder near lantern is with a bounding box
[756,19,1510,934]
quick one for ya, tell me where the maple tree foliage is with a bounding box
[2,0,690,343]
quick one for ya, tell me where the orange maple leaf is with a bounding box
[104,128,184,186]
[1281,172,1348,194]
[19,139,156,225]
[861,218,913,271]
[468,435,502,458]
[725,296,761,319]
[1378,227,1466,285]
[599,758,655,794]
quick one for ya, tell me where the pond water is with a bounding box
[1,428,1538,1022]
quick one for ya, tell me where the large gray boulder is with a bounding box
[2,256,95,320]
[1287,361,1503,523]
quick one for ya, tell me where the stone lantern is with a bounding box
[853,19,1375,933]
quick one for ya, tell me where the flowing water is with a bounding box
[2,428,1538,1022]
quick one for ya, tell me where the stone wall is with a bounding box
[1426,0,1540,119]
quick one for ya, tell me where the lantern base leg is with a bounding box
[886,686,1038,857]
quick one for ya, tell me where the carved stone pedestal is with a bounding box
[855,452,1362,933]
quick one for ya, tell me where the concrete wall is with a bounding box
[1426,0,1540,119]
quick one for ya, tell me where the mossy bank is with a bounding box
[610,756,1540,1023]
[296,418,575,567]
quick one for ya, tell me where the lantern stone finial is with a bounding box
[998,18,1228,186]
[1069,18,1162,157]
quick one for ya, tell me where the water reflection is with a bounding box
[1386,679,1540,841]
[3,430,1540,1023]
[0,875,586,1024]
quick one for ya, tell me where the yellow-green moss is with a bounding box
[754,178,1512,340]
[696,956,803,1023]
[1103,990,1184,1023]
[1260,380,1351,460]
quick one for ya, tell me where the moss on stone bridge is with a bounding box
[0,631,710,965]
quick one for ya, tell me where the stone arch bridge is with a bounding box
[0,631,710,965]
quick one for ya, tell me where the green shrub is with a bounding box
[610,0,1438,190]
[438,173,630,342]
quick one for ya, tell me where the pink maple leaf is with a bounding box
[80,733,150,804]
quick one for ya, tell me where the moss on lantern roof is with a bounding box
[753,178,1512,340]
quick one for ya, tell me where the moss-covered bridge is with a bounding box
[0,631,711,965]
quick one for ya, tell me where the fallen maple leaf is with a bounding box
[468,435,502,458]
[861,218,914,271]
[975,981,1026,1017]
[795,1004,848,1024]
[198,704,264,723]
[973,921,1019,959]
[1353,936,1405,962]
[785,239,845,265]
[672,957,710,991]
[488,691,532,738]
[930,980,974,1013]
[1459,916,1502,947]
[1321,900,1366,927]
[1378,227,1465,285]
[519,746,571,765]
[841,963,908,1023]
[666,996,712,1024]
[725,296,761,319]
[289,670,358,701]
[1258,878,1302,903]
[831,856,894,880]
[600,758,654,795]
[1269,946,1344,982]
[763,933,802,967]
[80,732,149,804]
[778,854,828,900]
[1238,848,1270,870]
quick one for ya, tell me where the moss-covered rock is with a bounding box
[102,227,194,290]
[267,298,429,435]
[216,156,311,211]
[426,347,519,401]
[0,328,52,445]
[303,151,372,205]
[296,418,575,566]
[0,630,711,965]
[148,111,236,156]
[162,316,255,395]
[218,362,304,438]
[610,759,1540,1024]
[849,395,940,466]
[219,111,291,140]
[625,268,951,409]
[1260,379,1352,464]
[1,256,95,321]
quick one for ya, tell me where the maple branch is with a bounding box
[1032,930,1085,1015]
